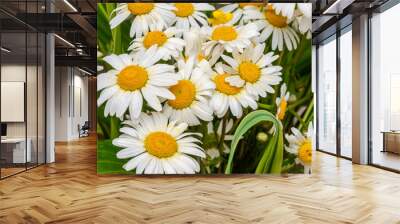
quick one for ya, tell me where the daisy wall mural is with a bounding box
[97,2,313,175]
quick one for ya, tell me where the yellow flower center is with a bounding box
[168,80,196,109]
[239,3,263,8]
[298,139,312,165]
[144,132,178,158]
[209,10,233,26]
[211,26,238,41]
[238,61,261,83]
[174,3,194,17]
[197,53,205,61]
[127,3,154,15]
[214,74,241,95]
[117,65,148,91]
[264,5,288,28]
[277,99,287,120]
[143,31,168,49]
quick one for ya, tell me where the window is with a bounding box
[339,28,352,158]
[317,36,337,154]
[371,3,400,171]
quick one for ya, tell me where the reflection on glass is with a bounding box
[340,29,352,158]
[371,4,400,171]
[1,31,27,177]
[318,37,337,154]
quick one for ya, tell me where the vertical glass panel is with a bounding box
[339,29,352,158]
[317,37,337,154]
[371,4,400,171]
[1,30,27,177]
[27,30,38,169]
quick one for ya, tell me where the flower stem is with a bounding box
[217,116,227,153]
[258,103,274,111]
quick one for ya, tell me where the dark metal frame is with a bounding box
[0,0,47,180]
[315,23,353,162]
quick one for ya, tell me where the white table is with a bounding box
[1,138,31,163]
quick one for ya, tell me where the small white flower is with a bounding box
[293,3,312,39]
[203,23,259,65]
[271,3,296,19]
[209,63,258,118]
[172,3,215,33]
[219,3,263,25]
[109,3,176,38]
[285,123,314,174]
[97,47,179,119]
[128,23,185,61]
[221,43,282,100]
[163,56,215,126]
[276,83,290,120]
[114,112,206,174]
[245,4,299,51]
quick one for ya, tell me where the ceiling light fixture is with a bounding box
[63,0,78,12]
[1,47,11,53]
[54,34,75,48]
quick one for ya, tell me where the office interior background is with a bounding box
[0,0,399,223]
[0,0,96,179]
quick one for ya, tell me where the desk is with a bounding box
[1,138,31,163]
[382,131,400,154]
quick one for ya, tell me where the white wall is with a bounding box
[54,67,89,141]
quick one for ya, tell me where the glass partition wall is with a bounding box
[0,2,46,179]
[317,36,337,155]
[370,3,400,172]
[316,26,353,159]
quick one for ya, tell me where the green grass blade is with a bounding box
[225,110,283,174]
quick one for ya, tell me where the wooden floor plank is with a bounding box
[0,135,399,223]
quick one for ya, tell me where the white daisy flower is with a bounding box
[128,23,185,61]
[221,43,282,99]
[219,3,263,25]
[113,112,206,174]
[276,83,290,120]
[271,3,296,19]
[97,46,178,119]
[203,23,259,65]
[172,3,215,33]
[163,56,215,126]
[109,3,176,38]
[183,28,205,55]
[293,3,312,39]
[209,63,258,118]
[285,123,314,174]
[245,4,299,51]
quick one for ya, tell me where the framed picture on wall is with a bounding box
[97,2,313,175]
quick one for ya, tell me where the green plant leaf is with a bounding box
[97,3,113,54]
[97,139,136,174]
[225,110,283,174]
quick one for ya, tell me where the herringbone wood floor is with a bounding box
[0,135,400,224]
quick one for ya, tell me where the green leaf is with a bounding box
[97,139,136,174]
[97,3,113,54]
[225,110,283,174]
